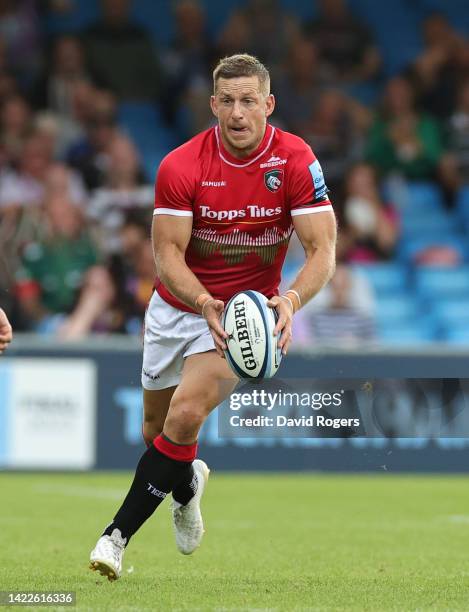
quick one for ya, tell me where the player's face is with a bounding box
[211,76,275,158]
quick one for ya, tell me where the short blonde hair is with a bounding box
[213,54,270,95]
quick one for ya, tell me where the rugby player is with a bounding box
[0,308,13,353]
[90,54,336,580]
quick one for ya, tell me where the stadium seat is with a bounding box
[418,0,469,34]
[405,181,445,213]
[141,150,166,182]
[117,102,164,126]
[415,267,469,299]
[397,236,467,264]
[353,263,408,294]
[455,186,469,226]
[443,327,469,346]
[375,295,419,323]
[44,0,99,33]
[378,323,438,345]
[401,213,457,238]
[432,299,469,328]
[117,102,178,167]
[130,0,174,45]
[205,0,255,36]
[348,0,423,75]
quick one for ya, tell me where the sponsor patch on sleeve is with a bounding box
[308,160,328,200]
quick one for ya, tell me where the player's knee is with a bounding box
[165,396,206,440]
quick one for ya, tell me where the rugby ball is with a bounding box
[222,290,282,379]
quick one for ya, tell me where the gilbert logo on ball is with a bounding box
[222,290,282,379]
[264,169,283,192]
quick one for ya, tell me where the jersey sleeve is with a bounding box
[287,145,333,217]
[154,151,195,217]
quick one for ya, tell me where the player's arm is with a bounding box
[0,307,13,353]
[289,210,337,303]
[269,210,336,355]
[152,215,228,355]
[269,146,336,354]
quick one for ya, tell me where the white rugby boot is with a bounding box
[171,459,210,555]
[89,528,126,581]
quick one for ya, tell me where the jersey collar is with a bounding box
[215,124,275,168]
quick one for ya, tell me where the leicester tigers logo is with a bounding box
[264,169,283,192]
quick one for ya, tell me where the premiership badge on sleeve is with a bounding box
[264,169,283,192]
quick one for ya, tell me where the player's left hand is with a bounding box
[267,296,293,356]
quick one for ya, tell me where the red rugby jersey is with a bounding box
[154,123,333,312]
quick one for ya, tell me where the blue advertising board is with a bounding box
[3,343,469,471]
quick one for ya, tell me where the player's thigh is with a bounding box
[143,386,176,443]
[163,351,238,441]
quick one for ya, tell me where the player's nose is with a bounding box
[231,100,244,119]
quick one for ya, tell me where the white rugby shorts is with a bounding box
[141,291,216,390]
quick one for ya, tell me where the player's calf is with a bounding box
[90,434,197,578]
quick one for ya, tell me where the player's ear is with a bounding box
[210,95,218,118]
[265,94,275,118]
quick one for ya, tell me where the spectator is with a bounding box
[33,110,80,160]
[298,89,369,194]
[0,132,53,280]
[0,132,51,212]
[84,0,162,100]
[67,88,120,189]
[289,263,376,348]
[34,80,98,162]
[365,75,443,181]
[0,0,42,89]
[56,265,116,340]
[0,94,32,165]
[275,38,329,133]
[164,1,214,101]
[0,157,86,295]
[339,163,399,262]
[44,162,88,209]
[303,0,381,85]
[218,0,300,81]
[215,11,250,61]
[61,210,154,339]
[0,71,18,107]
[162,0,216,133]
[244,0,300,74]
[439,80,469,191]
[34,35,92,120]
[0,38,19,103]
[409,13,466,120]
[14,194,101,332]
[87,134,152,254]
[108,210,155,335]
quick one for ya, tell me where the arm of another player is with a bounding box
[269,210,337,354]
[0,307,13,353]
[152,215,228,356]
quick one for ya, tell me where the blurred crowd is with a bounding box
[0,0,468,344]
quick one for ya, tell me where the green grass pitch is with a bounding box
[1,472,469,611]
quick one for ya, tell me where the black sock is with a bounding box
[103,444,192,542]
[172,463,198,506]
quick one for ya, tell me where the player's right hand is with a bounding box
[202,299,228,358]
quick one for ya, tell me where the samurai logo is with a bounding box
[264,169,283,192]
